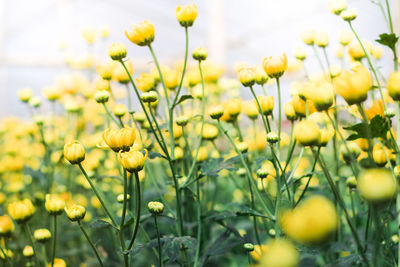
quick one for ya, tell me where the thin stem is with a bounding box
[128,171,142,250]
[172,26,189,107]
[78,163,118,227]
[23,223,40,267]
[120,169,128,230]
[349,22,386,109]
[316,151,369,266]
[216,120,275,219]
[194,176,202,267]
[102,103,121,128]
[78,220,104,267]
[154,215,163,267]
[312,44,326,73]
[276,78,282,155]
[51,215,57,267]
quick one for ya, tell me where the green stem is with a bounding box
[276,78,282,154]
[356,103,374,163]
[78,220,104,267]
[23,223,40,267]
[120,169,128,231]
[102,103,121,128]
[315,152,369,266]
[154,215,163,267]
[194,177,202,267]
[312,44,326,73]
[216,120,274,219]
[78,163,118,227]
[51,215,57,267]
[128,171,142,250]
[349,22,386,109]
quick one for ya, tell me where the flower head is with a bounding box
[125,20,155,46]
[262,53,287,79]
[176,4,198,27]
[8,199,35,223]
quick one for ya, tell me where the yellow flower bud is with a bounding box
[192,47,208,61]
[280,196,338,244]
[42,86,61,101]
[387,72,400,101]
[175,4,198,27]
[118,149,148,172]
[255,66,268,85]
[48,258,66,267]
[209,105,224,120]
[306,81,334,111]
[315,31,329,47]
[262,53,287,79]
[243,101,259,120]
[18,88,33,103]
[284,101,297,121]
[256,95,274,115]
[195,146,208,162]
[294,119,321,146]
[164,69,179,90]
[97,62,114,80]
[339,30,353,46]
[174,147,184,160]
[23,246,34,258]
[333,65,372,105]
[200,124,219,140]
[0,215,14,236]
[372,45,383,59]
[340,141,361,163]
[237,67,256,87]
[341,8,357,21]
[108,42,127,61]
[45,194,65,215]
[294,46,307,61]
[136,72,156,92]
[102,127,136,152]
[64,141,85,164]
[95,90,110,103]
[113,103,127,117]
[221,99,242,122]
[65,204,86,221]
[328,0,347,15]
[148,201,165,215]
[348,41,365,60]
[358,168,398,202]
[125,20,155,46]
[34,228,52,242]
[117,194,131,203]
[300,29,315,45]
[258,239,299,267]
[8,199,35,223]
[372,143,392,167]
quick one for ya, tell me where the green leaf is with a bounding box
[199,157,238,178]
[89,219,116,230]
[376,33,399,51]
[174,94,193,107]
[161,236,197,264]
[343,115,388,140]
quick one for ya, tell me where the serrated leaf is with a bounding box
[376,33,399,50]
[344,115,388,140]
[174,94,193,108]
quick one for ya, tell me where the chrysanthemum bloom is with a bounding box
[125,20,155,46]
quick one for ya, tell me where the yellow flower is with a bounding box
[8,199,35,223]
[64,141,85,164]
[48,258,67,267]
[125,20,155,46]
[256,95,274,115]
[372,143,392,167]
[113,103,127,117]
[283,101,297,121]
[108,42,127,61]
[294,119,321,146]
[175,4,198,27]
[102,127,136,152]
[305,80,334,111]
[237,67,256,87]
[97,62,115,80]
[255,66,268,85]
[42,86,61,101]
[221,99,242,122]
[18,88,33,103]
[339,30,353,46]
[294,46,307,61]
[280,195,338,244]
[34,228,51,242]
[192,47,208,61]
[300,29,315,45]
[148,201,165,215]
[209,105,224,120]
[118,149,148,172]
[387,72,400,101]
[81,28,97,44]
[257,239,299,267]
[250,244,267,261]
[262,53,287,79]
[341,8,357,21]
[358,168,398,202]
[243,101,259,120]
[136,72,156,92]
[328,0,347,15]
[333,65,372,105]
[65,204,86,221]
[45,194,65,215]
[0,215,14,236]
[23,246,34,258]
[200,124,219,140]
[315,31,329,47]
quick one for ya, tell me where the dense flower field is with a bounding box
[1,1,400,266]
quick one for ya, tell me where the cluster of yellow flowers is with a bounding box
[1,1,400,266]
